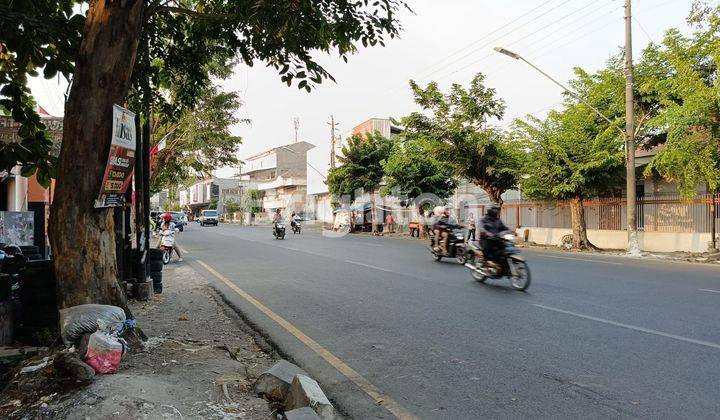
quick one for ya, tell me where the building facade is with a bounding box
[241,141,315,217]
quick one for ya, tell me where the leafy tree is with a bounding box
[382,135,457,208]
[244,189,264,216]
[1,0,408,309]
[151,87,245,192]
[208,197,219,210]
[517,100,624,250]
[644,8,720,197]
[224,199,242,215]
[327,132,393,233]
[402,73,520,203]
[164,201,182,212]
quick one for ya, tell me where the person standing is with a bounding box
[385,213,395,233]
[467,212,476,242]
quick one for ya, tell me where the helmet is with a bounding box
[433,206,444,216]
[162,212,173,222]
[486,203,501,218]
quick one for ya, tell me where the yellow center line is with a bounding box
[196,260,417,420]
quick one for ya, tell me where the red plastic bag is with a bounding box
[84,331,124,374]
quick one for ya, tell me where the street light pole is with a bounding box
[495,46,638,254]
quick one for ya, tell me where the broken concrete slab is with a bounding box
[253,360,308,401]
[284,374,334,420]
[285,406,322,420]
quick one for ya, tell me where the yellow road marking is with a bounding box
[196,260,417,419]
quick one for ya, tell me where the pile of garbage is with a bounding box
[1,304,134,416]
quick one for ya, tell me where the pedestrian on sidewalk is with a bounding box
[385,213,395,233]
[467,212,476,242]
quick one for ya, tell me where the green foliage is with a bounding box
[644,8,720,197]
[208,197,219,210]
[517,102,624,201]
[326,132,393,200]
[1,0,408,184]
[402,73,520,203]
[224,199,242,214]
[244,189,263,215]
[151,86,244,192]
[382,135,456,205]
[0,1,84,186]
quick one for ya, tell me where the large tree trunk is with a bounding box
[49,0,145,311]
[483,186,503,205]
[569,196,595,250]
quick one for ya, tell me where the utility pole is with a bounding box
[293,117,300,143]
[625,0,640,255]
[328,115,339,169]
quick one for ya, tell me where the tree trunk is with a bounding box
[483,187,503,206]
[569,196,595,250]
[49,0,145,311]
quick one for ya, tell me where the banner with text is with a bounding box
[95,105,136,208]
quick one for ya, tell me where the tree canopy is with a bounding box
[151,87,245,192]
[644,7,720,197]
[1,0,410,185]
[402,73,520,203]
[382,134,456,207]
[327,132,393,201]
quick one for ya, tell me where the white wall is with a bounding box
[518,227,715,253]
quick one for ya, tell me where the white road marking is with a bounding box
[345,260,397,273]
[533,304,720,350]
[538,254,623,265]
[698,289,720,294]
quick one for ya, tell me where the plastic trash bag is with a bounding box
[84,330,124,374]
[59,304,126,346]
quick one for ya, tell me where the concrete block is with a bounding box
[284,374,334,420]
[284,407,322,420]
[253,360,308,400]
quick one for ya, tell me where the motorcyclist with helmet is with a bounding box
[158,212,183,261]
[479,203,508,263]
[432,206,456,255]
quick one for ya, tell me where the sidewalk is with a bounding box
[1,263,276,419]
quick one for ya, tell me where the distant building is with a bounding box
[178,177,241,216]
[351,118,402,138]
[241,141,315,216]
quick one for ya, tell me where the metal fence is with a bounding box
[465,194,720,233]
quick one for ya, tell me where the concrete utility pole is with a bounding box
[328,115,339,169]
[625,0,640,255]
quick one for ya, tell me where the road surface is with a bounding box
[178,224,720,419]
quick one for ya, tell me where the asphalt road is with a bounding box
[178,223,720,419]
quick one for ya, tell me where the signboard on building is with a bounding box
[0,211,34,246]
[95,105,136,208]
[0,114,63,156]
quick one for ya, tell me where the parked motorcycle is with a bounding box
[273,223,286,240]
[464,232,531,291]
[159,228,179,264]
[429,224,468,264]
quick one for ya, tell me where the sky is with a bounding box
[28,0,696,194]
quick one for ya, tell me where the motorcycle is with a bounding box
[273,223,286,240]
[159,228,179,264]
[291,221,301,234]
[464,232,531,291]
[428,224,468,264]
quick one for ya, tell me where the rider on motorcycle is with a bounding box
[158,212,183,262]
[273,209,283,231]
[479,203,508,263]
[433,206,455,255]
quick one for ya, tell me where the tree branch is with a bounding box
[155,6,235,20]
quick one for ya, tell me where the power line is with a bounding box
[432,0,619,83]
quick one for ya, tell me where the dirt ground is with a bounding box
[0,263,277,419]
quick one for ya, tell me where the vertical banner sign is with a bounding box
[95,105,137,208]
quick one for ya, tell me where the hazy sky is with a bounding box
[28,0,695,193]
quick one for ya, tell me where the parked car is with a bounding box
[199,209,219,227]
